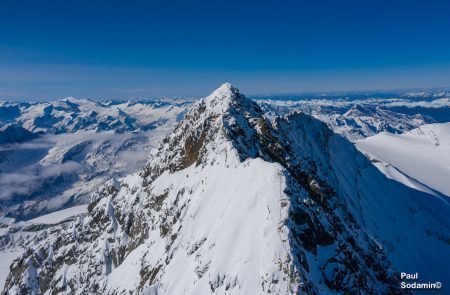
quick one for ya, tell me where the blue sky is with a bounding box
[1,0,450,99]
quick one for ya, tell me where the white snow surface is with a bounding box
[0,249,24,290]
[26,204,88,224]
[356,123,450,196]
[106,157,293,294]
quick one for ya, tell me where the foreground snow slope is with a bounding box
[356,123,450,196]
[107,158,294,294]
[2,84,449,294]
[0,205,89,290]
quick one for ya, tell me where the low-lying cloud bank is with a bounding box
[0,161,81,201]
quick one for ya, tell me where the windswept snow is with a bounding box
[356,123,450,196]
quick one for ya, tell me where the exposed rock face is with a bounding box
[3,84,449,294]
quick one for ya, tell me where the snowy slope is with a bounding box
[0,249,23,291]
[0,204,89,291]
[356,123,450,196]
[111,158,294,294]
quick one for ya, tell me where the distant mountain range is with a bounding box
[258,96,448,141]
[0,98,191,220]
[0,97,194,135]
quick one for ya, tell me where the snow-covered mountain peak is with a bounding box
[207,82,237,99]
[204,82,246,113]
[141,84,263,183]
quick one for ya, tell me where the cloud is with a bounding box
[0,140,53,152]
[115,149,149,172]
[256,97,450,109]
[0,161,81,201]
[384,98,450,109]
[0,129,158,203]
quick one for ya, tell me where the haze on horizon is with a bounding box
[1,0,450,100]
